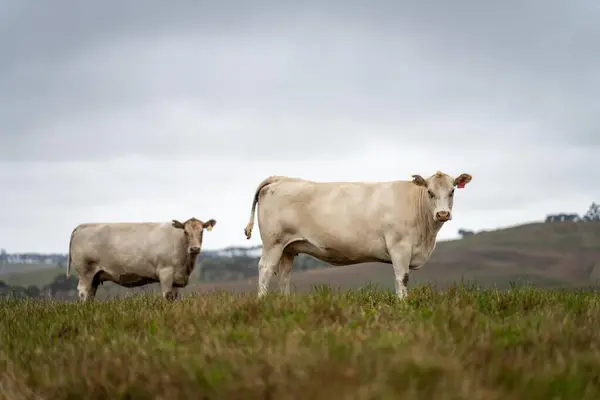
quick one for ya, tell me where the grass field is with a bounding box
[2,284,600,399]
[0,267,64,287]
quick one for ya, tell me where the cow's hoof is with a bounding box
[164,292,178,301]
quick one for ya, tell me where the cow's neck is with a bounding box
[177,239,200,276]
[185,252,199,276]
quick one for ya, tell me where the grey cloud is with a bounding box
[2,0,598,162]
[0,158,227,209]
[1,0,278,68]
[457,146,599,213]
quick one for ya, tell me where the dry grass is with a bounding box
[2,284,600,399]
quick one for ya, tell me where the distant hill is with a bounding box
[2,221,599,300]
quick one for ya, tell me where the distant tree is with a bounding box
[43,274,77,297]
[25,285,40,298]
[0,280,28,299]
[295,254,328,271]
[583,202,600,221]
[545,213,580,223]
[458,228,475,238]
[0,249,6,264]
[566,213,579,221]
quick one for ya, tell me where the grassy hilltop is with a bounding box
[2,285,600,399]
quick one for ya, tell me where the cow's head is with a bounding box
[172,217,217,255]
[411,171,472,223]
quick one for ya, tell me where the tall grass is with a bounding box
[1,283,600,399]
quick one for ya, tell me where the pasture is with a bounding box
[0,267,64,288]
[2,284,600,399]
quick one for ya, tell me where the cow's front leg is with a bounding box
[387,243,412,299]
[158,268,178,301]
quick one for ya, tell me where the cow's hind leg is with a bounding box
[277,252,294,296]
[257,245,284,298]
[72,257,100,302]
[77,273,99,302]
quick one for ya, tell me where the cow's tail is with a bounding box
[244,176,284,240]
[66,226,79,278]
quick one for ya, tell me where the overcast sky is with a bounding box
[1,0,598,253]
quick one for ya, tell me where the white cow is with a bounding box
[243,171,472,298]
[67,217,216,301]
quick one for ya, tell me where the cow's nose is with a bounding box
[189,246,201,254]
[436,211,451,221]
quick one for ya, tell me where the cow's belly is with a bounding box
[287,239,390,266]
[96,270,159,288]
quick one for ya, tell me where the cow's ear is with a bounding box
[172,220,185,229]
[411,175,428,187]
[203,219,217,231]
[454,173,472,189]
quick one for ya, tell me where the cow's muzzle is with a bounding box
[435,211,451,222]
[189,246,201,254]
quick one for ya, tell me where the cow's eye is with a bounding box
[449,190,455,197]
[427,190,435,198]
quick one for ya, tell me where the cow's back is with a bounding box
[70,222,183,272]
[258,178,417,229]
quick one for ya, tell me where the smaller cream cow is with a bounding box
[67,217,216,301]
[244,171,472,298]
